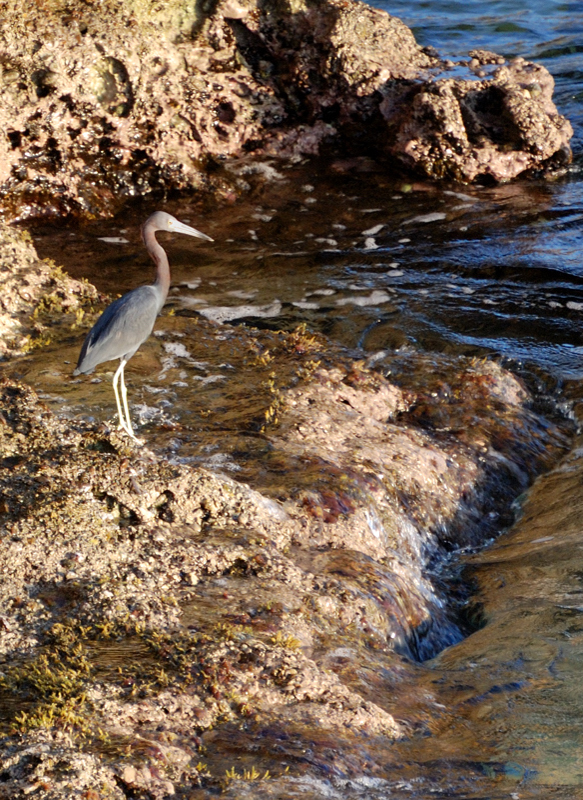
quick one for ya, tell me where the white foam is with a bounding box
[362,223,384,236]
[199,300,282,323]
[204,453,242,471]
[227,290,258,299]
[336,290,392,307]
[230,162,284,181]
[404,211,447,224]
[444,190,474,201]
[163,342,191,358]
[192,375,226,385]
[134,404,165,422]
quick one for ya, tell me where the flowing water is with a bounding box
[5,0,583,796]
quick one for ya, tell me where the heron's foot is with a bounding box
[119,426,144,445]
[115,421,144,445]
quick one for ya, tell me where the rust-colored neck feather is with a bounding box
[142,221,170,308]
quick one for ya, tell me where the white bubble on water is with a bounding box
[192,375,227,385]
[336,290,392,307]
[404,212,447,224]
[227,289,258,299]
[199,300,282,323]
[163,342,191,358]
[362,223,384,236]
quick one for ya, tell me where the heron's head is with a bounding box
[143,211,213,242]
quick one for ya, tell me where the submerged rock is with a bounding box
[0,0,572,222]
[0,316,570,795]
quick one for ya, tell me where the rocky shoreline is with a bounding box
[0,223,572,797]
[0,0,577,794]
[0,0,573,223]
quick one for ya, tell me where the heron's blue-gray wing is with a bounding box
[75,286,162,374]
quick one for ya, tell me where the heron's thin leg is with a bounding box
[119,362,136,438]
[113,360,131,434]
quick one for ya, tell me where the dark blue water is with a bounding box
[374,0,583,151]
[364,0,583,394]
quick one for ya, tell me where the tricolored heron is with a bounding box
[74,211,213,440]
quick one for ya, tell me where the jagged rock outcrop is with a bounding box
[0,0,572,222]
[381,54,572,182]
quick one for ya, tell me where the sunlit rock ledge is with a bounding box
[0,222,571,796]
[0,0,572,222]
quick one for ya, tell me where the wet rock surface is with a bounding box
[0,0,572,222]
[0,222,98,359]
[382,56,573,183]
[0,227,572,796]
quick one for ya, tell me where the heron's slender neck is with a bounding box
[143,224,170,306]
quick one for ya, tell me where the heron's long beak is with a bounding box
[173,220,213,242]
